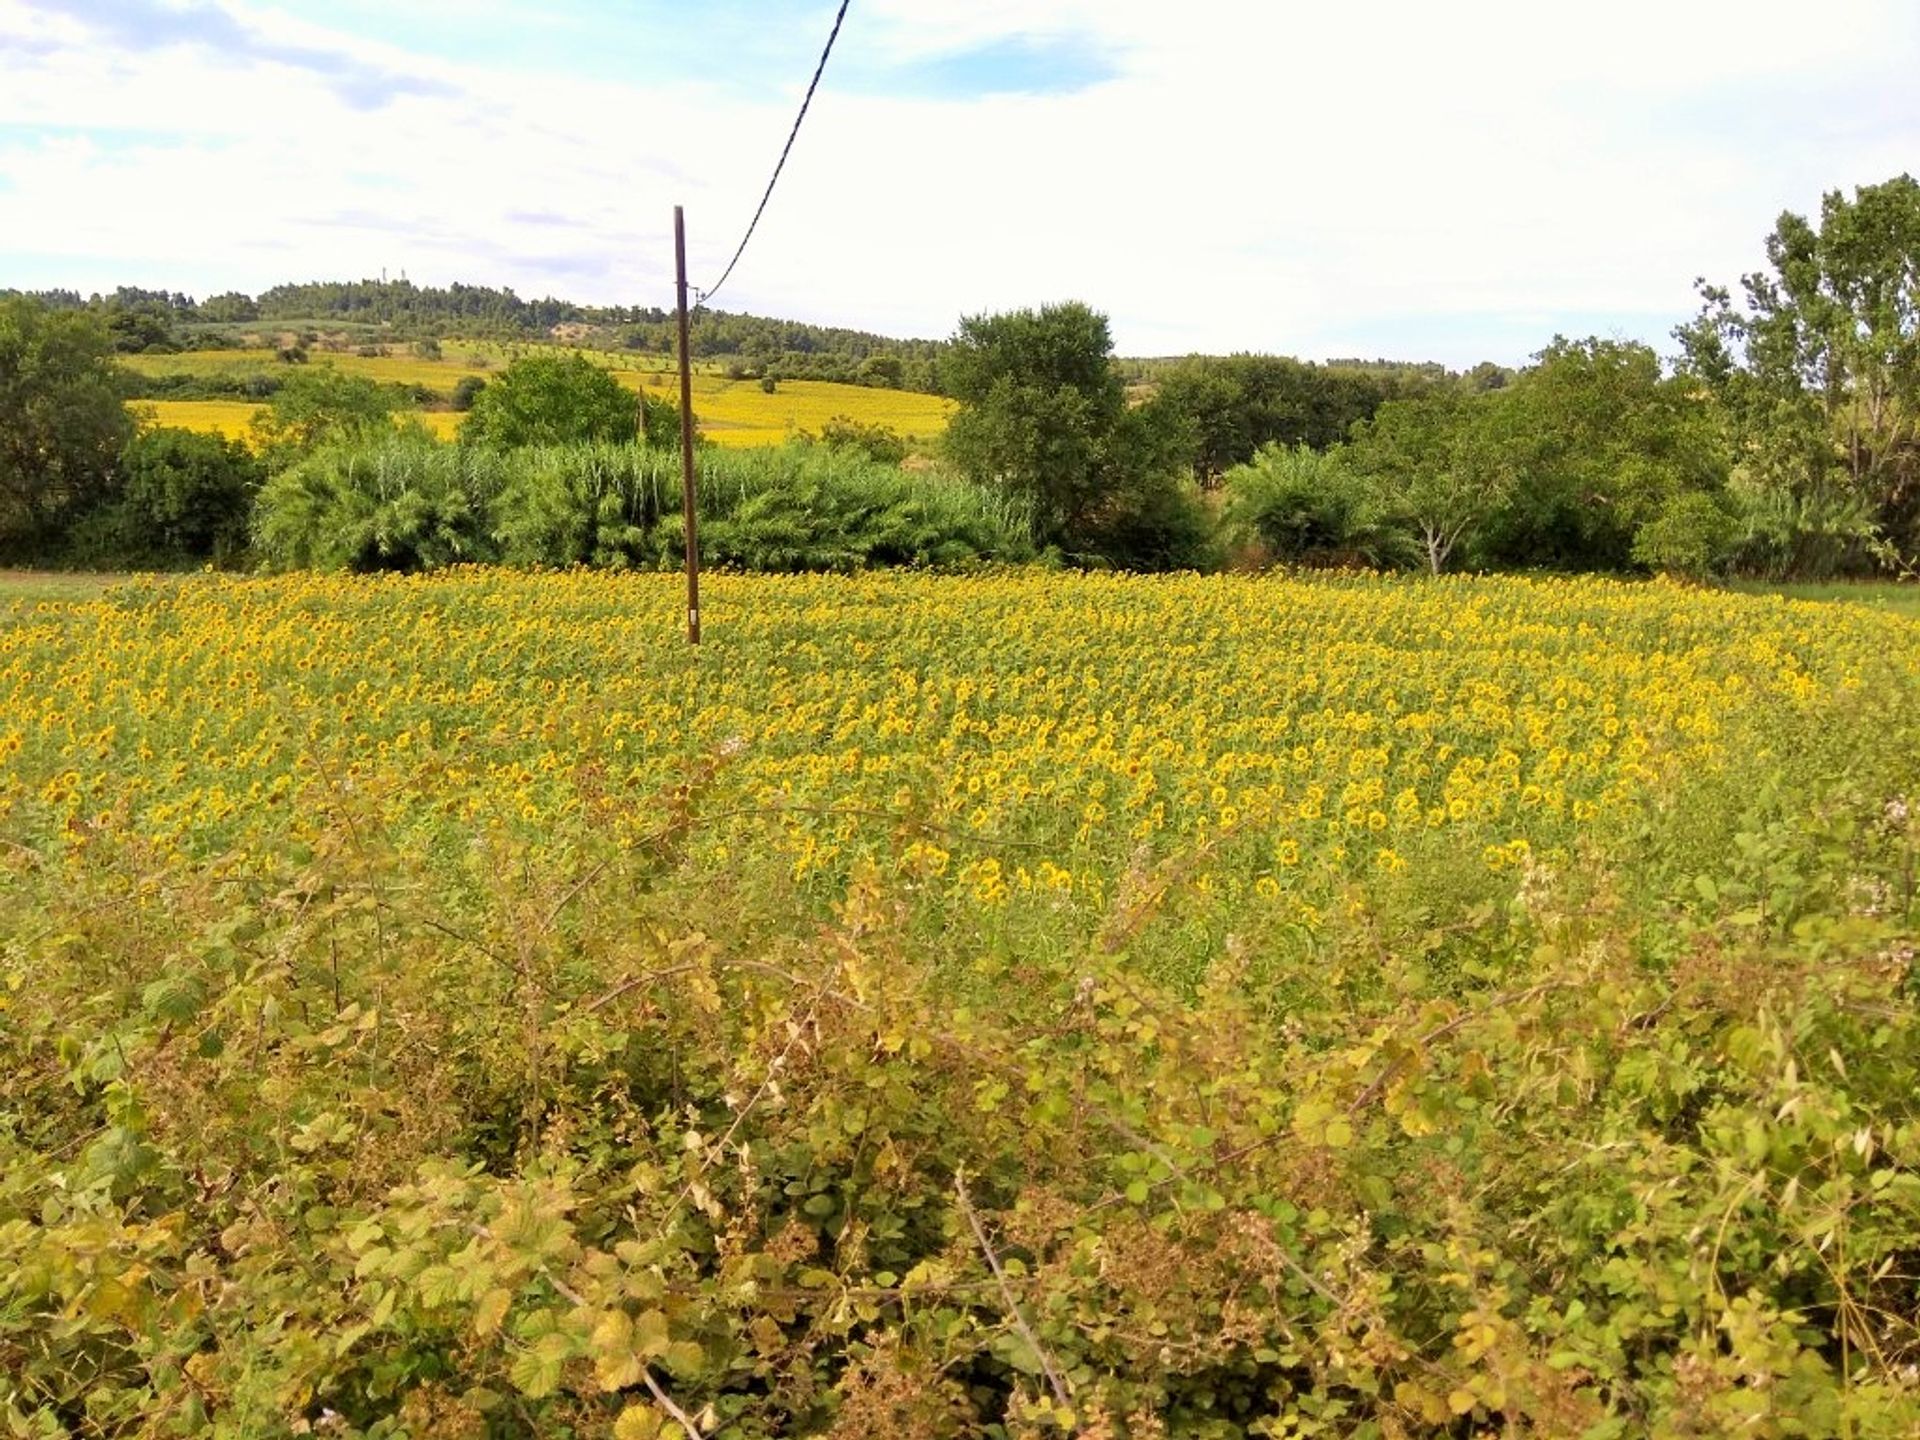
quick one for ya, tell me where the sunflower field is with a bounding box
[4,570,1920,1437]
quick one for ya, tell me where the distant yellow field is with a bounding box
[132,400,258,441]
[120,342,524,393]
[135,401,462,443]
[125,344,954,448]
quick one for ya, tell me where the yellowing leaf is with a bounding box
[613,1403,663,1440]
[473,1287,512,1338]
[509,1331,574,1399]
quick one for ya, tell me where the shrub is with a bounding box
[251,368,409,465]
[1723,480,1886,579]
[814,415,908,467]
[492,444,665,570]
[668,445,1033,571]
[253,438,502,571]
[460,354,639,448]
[1221,443,1410,568]
[450,374,487,412]
[1631,490,1737,577]
[68,427,261,568]
[254,440,1032,574]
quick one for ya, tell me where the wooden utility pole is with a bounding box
[674,205,701,645]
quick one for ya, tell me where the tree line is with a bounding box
[943,174,1920,579]
[9,281,951,393]
[4,173,1913,581]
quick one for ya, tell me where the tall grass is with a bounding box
[254,439,1033,573]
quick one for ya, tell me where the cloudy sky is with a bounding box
[1,0,1915,365]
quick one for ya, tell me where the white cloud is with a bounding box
[1,0,1915,364]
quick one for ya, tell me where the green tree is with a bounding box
[1346,392,1516,574]
[944,301,1205,566]
[73,427,262,567]
[1479,337,1728,570]
[1676,174,1920,560]
[251,368,405,465]
[459,354,639,449]
[944,302,1127,548]
[1149,354,1392,481]
[0,295,134,547]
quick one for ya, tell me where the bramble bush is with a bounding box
[3,731,1919,1437]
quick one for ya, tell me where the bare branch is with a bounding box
[954,1169,1076,1422]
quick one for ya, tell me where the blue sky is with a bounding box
[1,0,1916,365]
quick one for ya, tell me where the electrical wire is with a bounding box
[698,0,851,306]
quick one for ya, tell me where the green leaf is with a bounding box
[510,1331,574,1399]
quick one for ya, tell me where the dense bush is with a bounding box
[812,415,909,467]
[67,427,262,568]
[682,445,1033,572]
[460,354,639,448]
[250,368,412,466]
[253,440,1033,574]
[450,374,487,412]
[1722,482,1888,580]
[254,438,501,572]
[491,443,660,570]
[119,369,284,402]
[1631,489,1738,578]
[1221,443,1411,568]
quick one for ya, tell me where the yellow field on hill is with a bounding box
[136,400,461,442]
[130,400,257,441]
[123,344,955,448]
[119,343,522,392]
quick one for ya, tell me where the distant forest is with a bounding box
[15,280,1498,401]
[17,280,955,392]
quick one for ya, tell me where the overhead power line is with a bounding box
[698,0,851,306]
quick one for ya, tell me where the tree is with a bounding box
[460,354,640,449]
[1148,354,1393,481]
[74,427,262,566]
[1478,338,1728,570]
[1676,174,1920,560]
[944,302,1127,547]
[1345,392,1516,574]
[251,368,405,464]
[0,295,134,548]
[943,301,1207,566]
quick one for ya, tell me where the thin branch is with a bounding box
[468,1223,703,1438]
[642,1367,705,1440]
[954,1169,1076,1421]
[539,856,616,936]
[1345,980,1568,1117]
[581,964,700,1015]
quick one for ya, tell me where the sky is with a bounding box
[0,0,1915,367]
